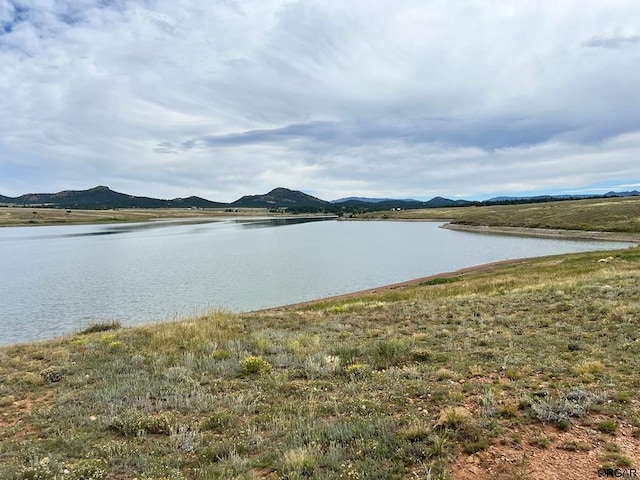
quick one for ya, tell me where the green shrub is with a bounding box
[345,363,373,380]
[529,435,551,448]
[304,353,341,378]
[531,387,604,428]
[80,321,122,334]
[373,338,412,366]
[68,459,108,480]
[420,277,458,286]
[17,457,60,480]
[109,410,177,436]
[436,407,471,430]
[39,366,67,384]
[210,349,230,360]
[201,410,237,432]
[597,419,618,434]
[240,356,272,375]
[398,419,431,442]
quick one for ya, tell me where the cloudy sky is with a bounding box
[1,0,640,202]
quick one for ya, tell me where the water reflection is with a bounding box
[1,219,634,346]
[233,216,336,229]
[2,216,336,241]
[62,218,223,238]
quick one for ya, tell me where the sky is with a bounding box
[1,0,640,202]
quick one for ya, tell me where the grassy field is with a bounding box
[0,207,273,227]
[358,196,640,233]
[1,199,639,479]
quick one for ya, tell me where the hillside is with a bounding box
[231,187,330,209]
[1,245,639,479]
[1,186,227,209]
[2,184,638,214]
[359,196,640,234]
[1,199,639,478]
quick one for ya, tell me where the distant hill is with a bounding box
[231,187,330,209]
[604,190,640,197]
[488,191,639,202]
[0,186,227,209]
[334,196,473,210]
[331,197,414,204]
[2,185,638,212]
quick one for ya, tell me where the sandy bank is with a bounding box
[441,223,640,243]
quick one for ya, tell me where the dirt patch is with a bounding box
[452,424,640,480]
[0,390,55,436]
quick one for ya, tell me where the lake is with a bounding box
[0,217,634,346]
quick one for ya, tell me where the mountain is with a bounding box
[1,186,227,209]
[331,197,414,204]
[487,191,639,202]
[424,196,472,208]
[334,196,473,211]
[231,187,330,209]
[604,190,640,197]
[3,185,638,212]
[486,194,598,202]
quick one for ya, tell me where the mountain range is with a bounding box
[1,185,638,212]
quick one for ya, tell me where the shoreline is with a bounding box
[256,224,639,313]
[252,257,529,313]
[441,222,640,243]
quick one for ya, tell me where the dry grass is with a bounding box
[359,195,640,233]
[1,245,639,479]
[0,206,272,227]
[2,198,639,478]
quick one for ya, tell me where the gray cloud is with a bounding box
[1,0,640,201]
[583,33,640,49]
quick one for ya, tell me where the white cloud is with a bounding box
[1,0,640,201]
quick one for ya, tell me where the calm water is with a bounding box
[0,218,634,345]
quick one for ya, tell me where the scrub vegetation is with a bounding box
[1,199,639,479]
[0,207,271,227]
[361,195,640,234]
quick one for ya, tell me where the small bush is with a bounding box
[210,349,230,360]
[201,410,237,432]
[373,338,412,366]
[420,277,458,286]
[463,438,489,454]
[109,410,177,437]
[436,407,471,430]
[479,389,496,417]
[281,445,319,477]
[410,348,433,362]
[557,441,591,452]
[17,457,60,480]
[433,368,457,381]
[399,419,431,442]
[304,353,341,378]
[597,419,618,434]
[241,356,272,376]
[68,459,108,480]
[529,435,551,449]
[532,387,604,428]
[39,366,67,384]
[345,363,372,380]
[80,321,122,334]
[427,433,449,458]
[573,360,605,375]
